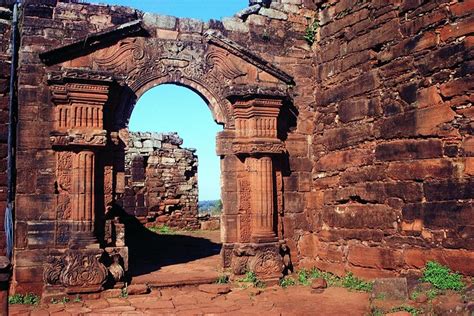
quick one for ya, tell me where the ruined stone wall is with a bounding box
[12,1,140,294]
[122,132,199,230]
[0,4,13,256]
[6,0,473,295]
[296,0,473,278]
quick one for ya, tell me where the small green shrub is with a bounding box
[410,290,421,300]
[216,274,229,284]
[238,271,265,288]
[390,305,421,316]
[51,297,70,304]
[304,17,320,45]
[341,272,373,292]
[370,307,384,316]
[9,293,40,305]
[422,261,464,291]
[121,283,128,298]
[73,295,82,303]
[426,288,440,300]
[297,269,310,286]
[279,276,296,288]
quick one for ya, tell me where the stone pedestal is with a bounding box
[230,242,284,281]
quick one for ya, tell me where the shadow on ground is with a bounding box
[105,205,222,278]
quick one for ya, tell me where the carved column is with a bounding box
[248,155,276,243]
[45,72,113,294]
[70,150,97,246]
[219,96,286,281]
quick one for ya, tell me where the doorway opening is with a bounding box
[118,84,224,286]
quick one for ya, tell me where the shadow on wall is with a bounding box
[105,204,221,278]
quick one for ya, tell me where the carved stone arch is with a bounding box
[120,74,234,129]
[39,19,296,291]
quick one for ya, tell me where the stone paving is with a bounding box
[9,285,371,315]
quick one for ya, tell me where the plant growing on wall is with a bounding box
[304,17,320,45]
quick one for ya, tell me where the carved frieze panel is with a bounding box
[50,131,108,148]
[104,166,114,207]
[44,249,108,294]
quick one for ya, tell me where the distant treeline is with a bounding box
[198,199,222,215]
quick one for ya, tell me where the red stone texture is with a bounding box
[122,132,199,229]
[2,0,473,295]
[300,0,474,278]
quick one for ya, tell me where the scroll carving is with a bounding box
[94,38,145,70]
[50,132,107,147]
[232,142,286,155]
[59,250,108,293]
[205,48,246,80]
[44,257,64,285]
[249,249,284,278]
[44,250,109,293]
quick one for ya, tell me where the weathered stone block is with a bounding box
[375,139,443,161]
[348,245,403,270]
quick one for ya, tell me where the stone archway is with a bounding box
[38,19,294,294]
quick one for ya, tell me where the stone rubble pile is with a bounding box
[123,132,199,230]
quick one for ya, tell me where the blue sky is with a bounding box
[129,85,223,201]
[91,0,248,21]
[91,1,249,200]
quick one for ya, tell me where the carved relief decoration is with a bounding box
[232,142,286,155]
[59,250,108,292]
[248,249,284,278]
[104,166,114,206]
[50,132,108,147]
[56,152,73,220]
[93,38,146,71]
[44,256,64,285]
[44,250,109,293]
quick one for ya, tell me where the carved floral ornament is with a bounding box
[44,250,108,293]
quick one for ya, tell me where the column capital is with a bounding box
[48,71,114,149]
[227,96,287,156]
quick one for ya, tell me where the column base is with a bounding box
[43,248,108,295]
[225,241,284,281]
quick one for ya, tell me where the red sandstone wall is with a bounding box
[12,1,139,294]
[122,132,199,230]
[0,4,13,256]
[7,0,473,294]
[295,0,474,278]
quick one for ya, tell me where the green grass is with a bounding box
[238,271,265,288]
[50,297,70,304]
[216,274,229,284]
[297,269,311,286]
[279,276,297,288]
[341,272,373,292]
[9,293,40,305]
[121,283,128,298]
[73,295,82,303]
[421,261,464,291]
[278,268,372,292]
[148,225,176,235]
[370,307,385,316]
[390,305,421,316]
